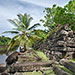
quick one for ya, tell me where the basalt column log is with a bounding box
[6,52,20,66]
[72,52,75,59]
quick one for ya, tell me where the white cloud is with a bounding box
[19,0,70,7]
[0,0,45,37]
[0,0,70,37]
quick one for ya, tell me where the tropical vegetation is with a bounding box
[3,13,45,52]
[0,36,11,45]
[40,0,75,31]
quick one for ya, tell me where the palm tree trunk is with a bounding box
[20,43,26,52]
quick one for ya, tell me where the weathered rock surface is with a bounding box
[33,24,75,60]
[6,52,20,65]
[6,61,52,73]
[64,62,75,73]
[0,63,6,73]
[59,59,75,73]
[18,50,42,63]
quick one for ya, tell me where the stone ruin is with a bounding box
[0,24,75,75]
[33,24,75,61]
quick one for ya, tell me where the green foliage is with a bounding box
[21,71,42,75]
[41,0,75,31]
[45,70,55,75]
[54,5,75,30]
[64,0,75,14]
[69,59,75,63]
[0,36,11,45]
[3,13,42,52]
[64,0,75,30]
[0,36,11,55]
[32,30,47,39]
[36,50,49,62]
[20,70,55,75]
[40,4,56,30]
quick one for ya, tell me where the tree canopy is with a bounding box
[40,0,75,31]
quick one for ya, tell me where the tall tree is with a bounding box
[41,0,75,31]
[3,13,41,52]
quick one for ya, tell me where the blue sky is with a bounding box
[0,0,70,37]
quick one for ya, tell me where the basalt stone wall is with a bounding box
[33,24,75,60]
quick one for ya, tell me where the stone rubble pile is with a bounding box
[37,24,75,60]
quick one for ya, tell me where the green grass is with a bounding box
[69,59,75,63]
[57,65,74,75]
[21,50,52,75]
[20,70,55,75]
[21,71,42,75]
[36,50,49,62]
[18,49,49,62]
[45,70,55,75]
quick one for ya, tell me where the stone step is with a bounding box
[57,41,75,47]
[50,47,75,52]
[7,61,53,73]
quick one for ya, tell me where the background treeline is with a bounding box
[0,36,11,45]
[40,0,75,31]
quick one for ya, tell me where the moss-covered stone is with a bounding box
[36,50,49,62]
[18,50,49,63]
[14,70,55,75]
[69,59,75,63]
[57,65,74,75]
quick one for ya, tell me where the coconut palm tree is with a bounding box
[3,13,41,52]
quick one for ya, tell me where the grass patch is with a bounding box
[36,50,49,62]
[18,49,49,62]
[45,70,55,75]
[57,65,74,75]
[20,70,55,75]
[22,71,42,75]
[69,59,75,63]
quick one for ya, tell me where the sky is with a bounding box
[0,0,70,37]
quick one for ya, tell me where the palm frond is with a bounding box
[16,34,28,46]
[27,17,33,27]
[8,19,23,31]
[28,23,40,30]
[28,35,41,41]
[14,19,26,30]
[2,31,19,34]
[23,13,29,28]
[7,39,19,51]
[7,35,20,51]
[27,35,41,46]
[8,35,19,45]
[8,19,19,27]
[22,13,33,29]
[17,14,23,22]
[17,14,28,29]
